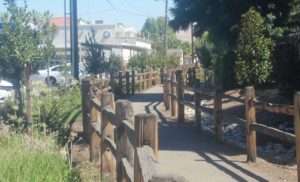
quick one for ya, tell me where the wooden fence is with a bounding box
[163,69,300,181]
[81,70,187,182]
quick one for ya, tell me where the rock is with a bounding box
[273,144,286,154]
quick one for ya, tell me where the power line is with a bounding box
[105,0,149,18]
[123,0,149,17]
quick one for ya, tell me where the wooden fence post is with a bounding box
[132,70,135,94]
[90,105,100,162]
[160,68,164,84]
[187,68,192,85]
[294,92,300,181]
[194,79,201,130]
[81,79,91,142]
[245,86,257,162]
[101,92,116,180]
[165,73,171,111]
[214,84,222,143]
[192,67,196,85]
[126,71,130,95]
[110,71,115,93]
[118,71,123,96]
[115,100,134,182]
[171,73,177,117]
[176,70,184,123]
[134,114,158,182]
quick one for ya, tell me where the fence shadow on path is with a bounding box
[129,90,269,182]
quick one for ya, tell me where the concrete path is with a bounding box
[126,85,297,182]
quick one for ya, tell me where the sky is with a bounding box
[0,0,174,31]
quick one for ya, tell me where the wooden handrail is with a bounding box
[252,100,294,116]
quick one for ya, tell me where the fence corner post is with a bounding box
[176,70,184,123]
[132,70,135,94]
[245,86,257,162]
[171,73,177,117]
[194,79,201,130]
[134,114,158,182]
[126,71,130,95]
[101,92,116,180]
[214,83,222,143]
[81,79,92,143]
[294,92,300,181]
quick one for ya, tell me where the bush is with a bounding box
[235,8,275,86]
[0,133,80,182]
[128,51,180,71]
[1,81,81,142]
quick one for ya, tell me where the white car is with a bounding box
[31,64,71,85]
[31,63,87,85]
[0,80,14,103]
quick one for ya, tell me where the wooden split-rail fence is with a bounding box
[163,67,300,181]
[81,69,188,182]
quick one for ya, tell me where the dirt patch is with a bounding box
[70,120,101,182]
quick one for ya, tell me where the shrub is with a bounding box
[235,8,275,86]
[128,51,180,71]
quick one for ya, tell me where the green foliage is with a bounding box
[235,8,275,86]
[84,28,107,74]
[273,44,300,96]
[108,53,124,71]
[141,16,192,53]
[1,81,81,141]
[170,0,296,88]
[0,1,55,81]
[196,32,214,69]
[0,133,80,182]
[128,52,179,71]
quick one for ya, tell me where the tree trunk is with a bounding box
[14,80,23,118]
[25,64,32,133]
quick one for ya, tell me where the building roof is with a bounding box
[52,24,152,51]
[49,17,70,27]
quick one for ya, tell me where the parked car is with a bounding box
[31,63,87,86]
[30,64,71,86]
[0,80,14,103]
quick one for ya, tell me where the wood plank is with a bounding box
[91,98,102,111]
[104,137,117,157]
[181,101,196,109]
[121,158,134,182]
[221,113,247,126]
[253,100,294,116]
[250,123,295,143]
[194,87,215,97]
[182,85,194,92]
[136,146,158,182]
[102,107,118,126]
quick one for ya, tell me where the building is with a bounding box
[51,18,152,64]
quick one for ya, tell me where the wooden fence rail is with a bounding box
[81,70,187,182]
[163,68,300,181]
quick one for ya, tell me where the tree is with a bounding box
[0,0,55,129]
[108,53,124,72]
[170,0,295,87]
[235,8,275,86]
[84,28,107,75]
[141,16,192,53]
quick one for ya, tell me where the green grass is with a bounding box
[0,133,80,182]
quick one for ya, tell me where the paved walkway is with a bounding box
[126,85,297,182]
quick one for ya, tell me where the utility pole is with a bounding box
[164,0,168,51]
[70,0,79,80]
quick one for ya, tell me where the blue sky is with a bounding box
[0,0,174,31]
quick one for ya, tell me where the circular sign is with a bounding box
[103,31,110,38]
